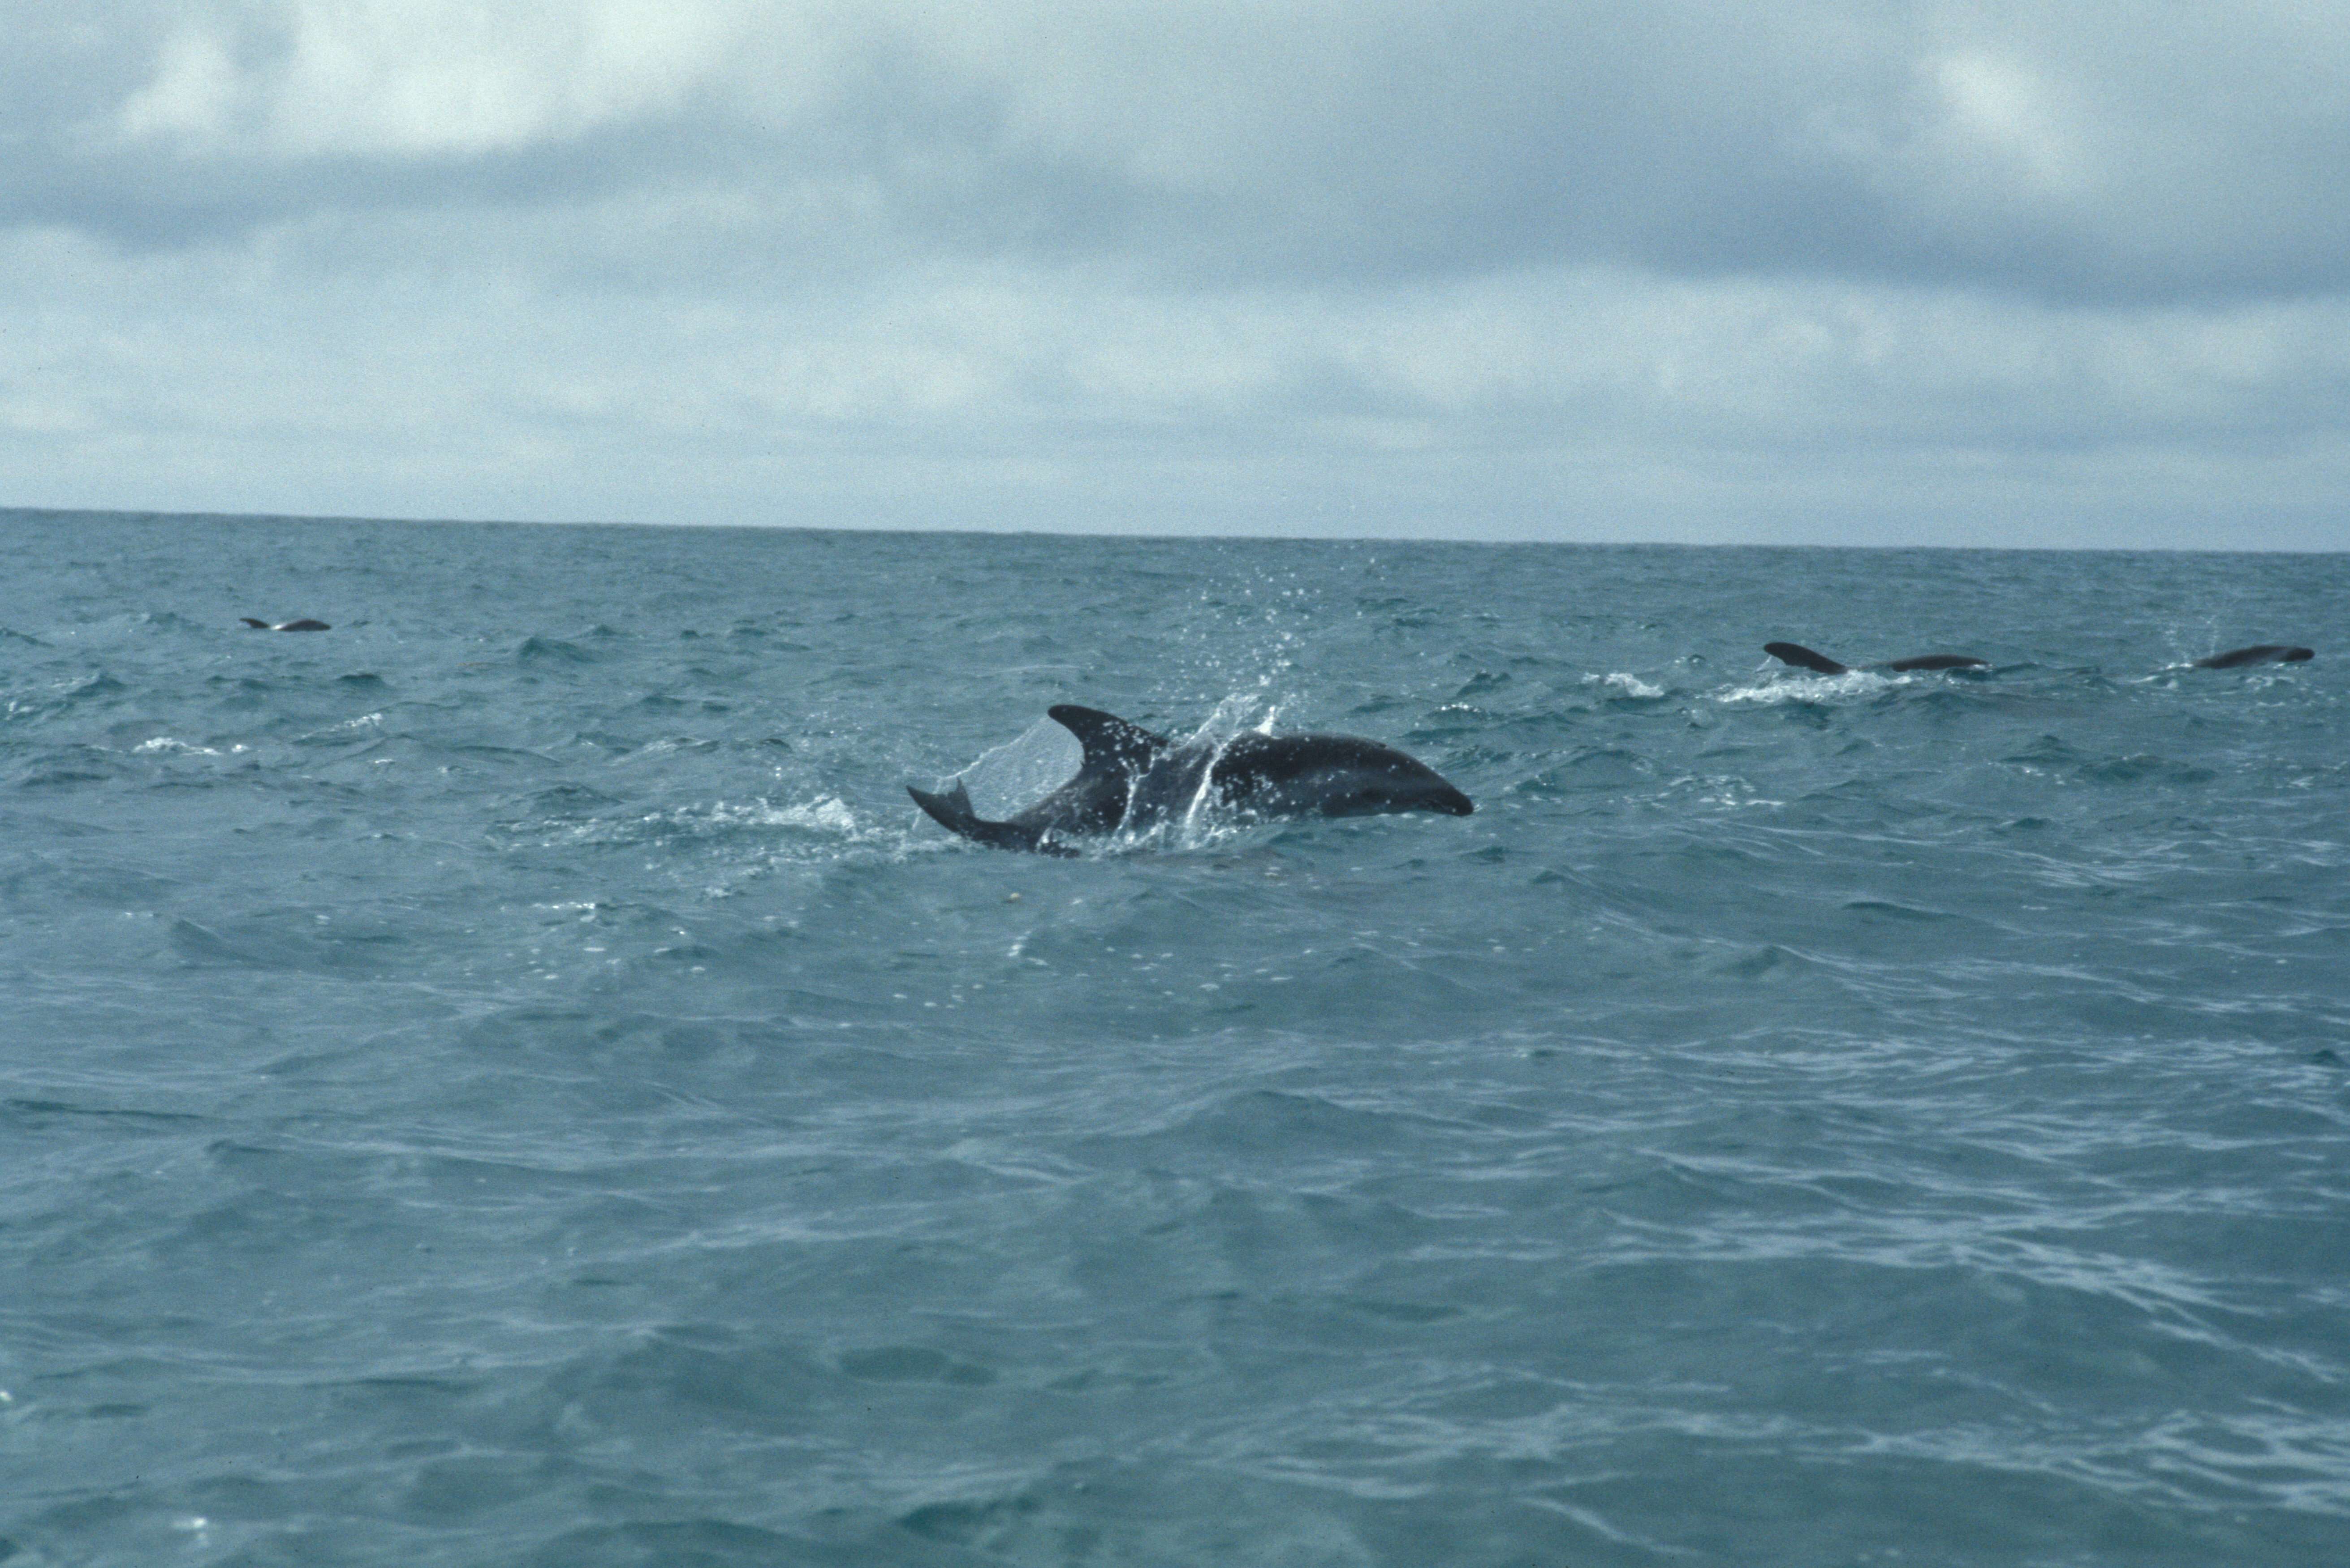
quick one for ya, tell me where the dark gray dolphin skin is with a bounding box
[241,617,331,631]
[1764,642,1987,675]
[2193,644,2312,669]
[908,704,1474,855]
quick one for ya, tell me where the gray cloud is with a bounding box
[9,2,2342,301]
[1,1,2346,545]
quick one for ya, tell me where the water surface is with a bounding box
[3,512,2346,1565]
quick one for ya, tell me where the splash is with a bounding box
[1719,669,1896,705]
[957,716,1082,821]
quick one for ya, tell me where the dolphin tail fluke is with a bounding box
[908,780,981,835]
[907,781,1076,856]
[1764,642,1850,675]
[240,617,272,629]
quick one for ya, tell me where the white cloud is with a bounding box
[118,0,762,155]
[119,29,247,143]
[1926,52,2089,198]
[265,2,720,155]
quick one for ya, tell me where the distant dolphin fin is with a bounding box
[907,781,1075,856]
[240,618,272,629]
[1763,642,1850,675]
[2195,644,2313,669]
[1048,706,1170,777]
[1884,653,1988,672]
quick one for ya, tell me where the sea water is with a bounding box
[2,511,2345,1567]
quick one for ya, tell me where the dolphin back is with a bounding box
[1769,642,1986,673]
[1764,642,1851,675]
[1208,732,1474,818]
[2195,644,2313,669]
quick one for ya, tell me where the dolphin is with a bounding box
[1764,642,1987,675]
[241,618,332,631]
[908,704,1473,855]
[2193,644,2312,669]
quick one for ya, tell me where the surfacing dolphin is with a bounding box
[2193,644,2312,669]
[908,705,1473,855]
[1768,639,2313,676]
[1764,642,1987,675]
[241,617,332,631]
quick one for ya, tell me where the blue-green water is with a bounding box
[3,511,2346,1566]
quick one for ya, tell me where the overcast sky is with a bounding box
[4,1,2347,547]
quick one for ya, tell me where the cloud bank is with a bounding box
[3,1,2347,545]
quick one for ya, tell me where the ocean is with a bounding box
[3,510,2345,1566]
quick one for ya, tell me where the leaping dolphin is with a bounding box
[2193,644,2312,669]
[241,618,332,632]
[1764,642,1987,675]
[908,705,1473,855]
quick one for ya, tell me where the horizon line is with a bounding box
[2,503,2343,558]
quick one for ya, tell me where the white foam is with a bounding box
[1719,670,1897,705]
[686,796,862,835]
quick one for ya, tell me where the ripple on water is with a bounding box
[3,519,2347,1567]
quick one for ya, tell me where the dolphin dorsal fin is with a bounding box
[1048,705,1170,775]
